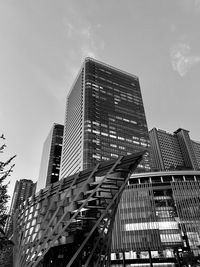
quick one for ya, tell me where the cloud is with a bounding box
[63,10,104,60]
[80,26,91,39]
[78,24,101,59]
[64,20,74,38]
[195,0,200,9]
[81,45,97,59]
[62,20,104,89]
[170,43,200,76]
[61,6,105,95]
[178,0,200,14]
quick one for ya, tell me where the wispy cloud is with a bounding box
[63,16,104,60]
[61,4,105,95]
[80,26,91,39]
[195,0,200,10]
[63,21,103,88]
[79,24,99,59]
[64,20,74,38]
[62,13,105,94]
[170,43,200,76]
[81,45,97,59]
[178,0,200,14]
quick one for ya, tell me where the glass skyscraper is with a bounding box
[60,57,150,179]
[37,123,64,192]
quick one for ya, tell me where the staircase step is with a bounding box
[106,177,125,181]
[77,197,96,204]
[76,217,96,220]
[85,189,96,195]
[90,181,101,185]
[94,195,113,199]
[99,187,118,191]
[100,184,119,190]
[86,205,106,209]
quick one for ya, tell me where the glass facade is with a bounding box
[111,171,200,265]
[60,68,84,179]
[61,58,150,179]
[46,124,63,185]
[172,180,200,256]
[112,183,162,252]
[37,123,64,192]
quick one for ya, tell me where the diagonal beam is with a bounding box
[19,175,78,266]
[18,184,54,261]
[66,157,139,267]
[15,152,145,267]
[19,180,66,266]
[32,172,79,243]
[30,162,103,266]
[32,157,123,267]
[21,166,97,267]
[83,205,118,267]
[84,217,110,267]
[95,206,118,267]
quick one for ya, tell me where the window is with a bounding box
[92,154,101,159]
[110,144,117,148]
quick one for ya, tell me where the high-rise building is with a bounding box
[10,179,36,213]
[149,127,200,171]
[60,58,150,178]
[5,179,36,240]
[37,123,64,192]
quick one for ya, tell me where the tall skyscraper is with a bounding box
[149,127,200,171]
[10,179,36,213]
[36,123,64,192]
[60,58,150,178]
[5,179,36,238]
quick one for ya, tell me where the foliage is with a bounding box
[0,134,16,249]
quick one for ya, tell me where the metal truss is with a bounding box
[13,152,144,267]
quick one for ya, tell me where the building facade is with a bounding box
[37,123,64,192]
[9,179,36,213]
[6,179,36,237]
[13,164,200,267]
[60,57,150,179]
[111,170,200,266]
[149,127,200,171]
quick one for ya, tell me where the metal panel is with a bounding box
[13,152,144,267]
[172,180,200,251]
[112,183,162,252]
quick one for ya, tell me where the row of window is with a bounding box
[85,129,148,147]
[125,221,179,231]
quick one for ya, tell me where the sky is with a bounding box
[1,0,200,206]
